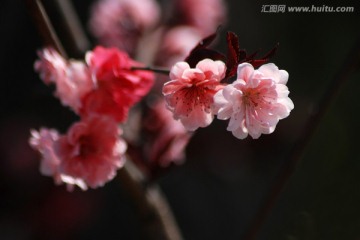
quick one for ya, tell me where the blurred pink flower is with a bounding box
[82,47,154,122]
[143,99,192,167]
[163,59,226,131]
[156,26,203,67]
[29,128,60,177]
[89,0,160,55]
[29,128,87,190]
[173,0,227,36]
[214,63,294,139]
[34,47,67,85]
[34,48,94,113]
[56,60,94,112]
[55,115,127,189]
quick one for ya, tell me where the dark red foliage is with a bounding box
[225,31,240,78]
[184,32,226,67]
[225,31,279,79]
[183,31,279,81]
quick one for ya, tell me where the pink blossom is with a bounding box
[29,128,87,190]
[55,115,127,189]
[143,99,192,167]
[55,60,94,112]
[213,63,294,139]
[82,46,154,122]
[34,47,67,85]
[89,0,160,55]
[163,59,226,131]
[173,0,227,36]
[156,26,203,67]
[34,48,94,113]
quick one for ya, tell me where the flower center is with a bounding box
[243,88,261,107]
[78,136,98,157]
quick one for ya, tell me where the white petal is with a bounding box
[232,122,248,139]
[278,97,294,113]
[279,70,289,84]
[275,84,290,98]
[227,110,244,131]
[217,105,233,120]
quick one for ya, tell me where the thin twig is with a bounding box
[118,161,183,240]
[243,36,360,240]
[49,0,91,57]
[131,66,170,75]
[25,0,67,57]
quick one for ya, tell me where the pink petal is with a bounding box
[170,62,190,80]
[237,63,254,82]
[182,68,205,81]
[196,59,226,79]
[258,63,289,84]
[181,106,213,131]
[163,80,189,95]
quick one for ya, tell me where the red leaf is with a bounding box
[246,43,279,68]
[225,32,240,78]
[185,32,226,67]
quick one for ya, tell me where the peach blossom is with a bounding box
[34,47,67,85]
[89,0,160,55]
[156,26,203,67]
[55,60,94,112]
[214,63,294,139]
[82,47,154,122]
[34,48,94,113]
[163,59,226,131]
[143,99,192,167]
[173,0,227,36]
[29,128,87,190]
[55,115,127,188]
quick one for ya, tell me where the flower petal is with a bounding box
[237,63,254,82]
[170,62,190,79]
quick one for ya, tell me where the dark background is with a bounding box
[1,0,360,239]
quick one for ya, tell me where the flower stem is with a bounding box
[243,36,360,240]
[131,66,170,75]
[118,161,183,240]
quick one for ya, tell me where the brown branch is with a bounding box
[117,160,183,240]
[25,0,67,57]
[243,36,360,240]
[131,66,170,75]
[42,0,91,58]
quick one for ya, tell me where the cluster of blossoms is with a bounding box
[89,0,161,55]
[164,60,294,139]
[30,43,294,190]
[30,47,153,190]
[30,0,294,190]
[89,0,227,67]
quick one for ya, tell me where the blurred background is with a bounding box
[0,0,359,239]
